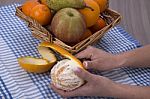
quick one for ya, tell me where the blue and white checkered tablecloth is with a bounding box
[0,4,150,99]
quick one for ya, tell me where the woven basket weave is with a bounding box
[15,2,121,54]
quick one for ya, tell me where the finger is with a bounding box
[50,84,68,97]
[50,83,89,97]
[73,67,94,81]
[83,60,97,69]
[61,83,89,97]
[75,46,93,59]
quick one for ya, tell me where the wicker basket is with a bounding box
[15,2,121,54]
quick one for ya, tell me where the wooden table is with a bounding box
[1,0,150,45]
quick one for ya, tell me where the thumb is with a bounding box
[73,67,93,81]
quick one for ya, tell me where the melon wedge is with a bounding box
[18,57,55,73]
[38,46,57,63]
[39,42,84,69]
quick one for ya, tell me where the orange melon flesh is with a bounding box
[37,46,57,63]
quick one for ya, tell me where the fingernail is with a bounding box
[83,61,88,69]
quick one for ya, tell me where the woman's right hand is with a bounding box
[76,46,123,71]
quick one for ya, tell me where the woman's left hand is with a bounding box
[50,67,117,98]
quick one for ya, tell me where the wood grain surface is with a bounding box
[1,0,150,45]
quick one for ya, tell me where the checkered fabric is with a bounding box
[0,4,150,99]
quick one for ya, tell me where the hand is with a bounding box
[76,46,122,71]
[50,67,117,98]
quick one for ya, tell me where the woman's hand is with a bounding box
[50,67,117,98]
[51,45,150,98]
[50,64,150,99]
[76,46,123,71]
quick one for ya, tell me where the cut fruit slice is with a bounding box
[18,57,55,73]
[39,42,84,69]
[38,46,57,63]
